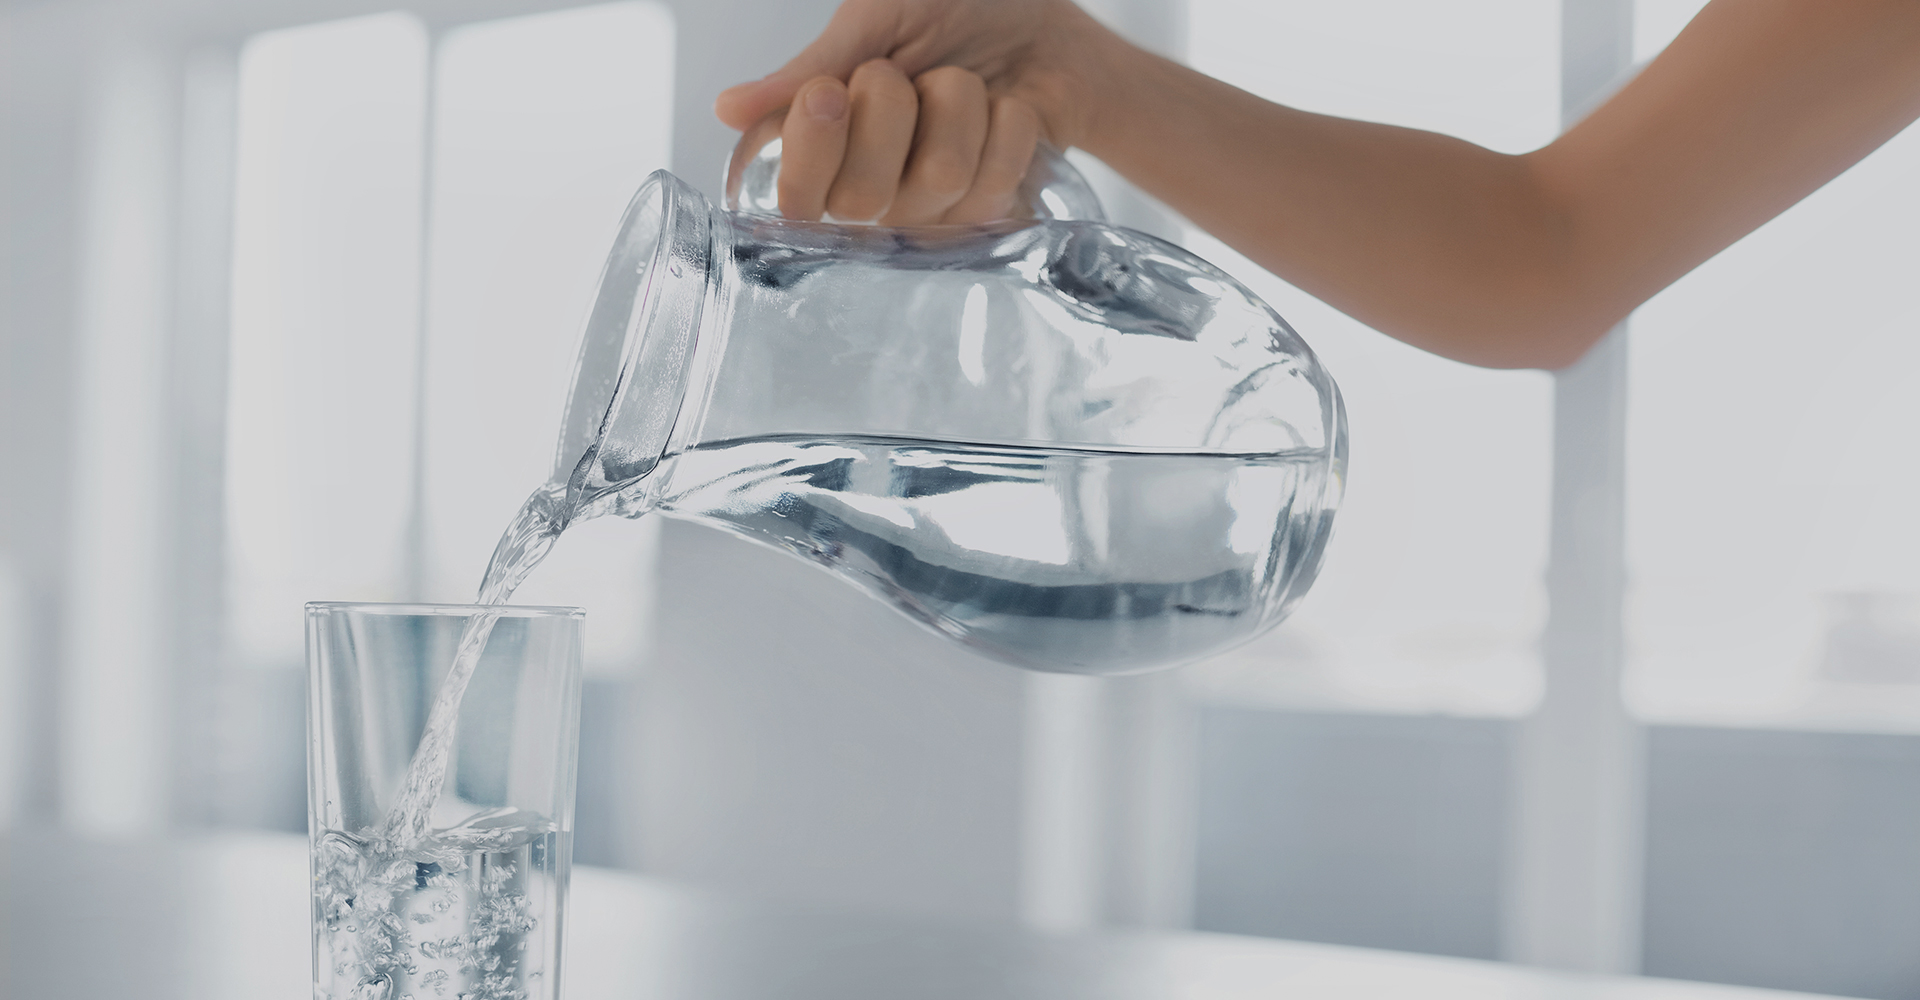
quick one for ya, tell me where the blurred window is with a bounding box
[224,3,674,676]
[226,12,429,669]
[1626,0,1920,729]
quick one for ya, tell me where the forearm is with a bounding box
[1071,0,1920,371]
[1078,40,1586,369]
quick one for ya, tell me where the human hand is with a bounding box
[713,0,1115,224]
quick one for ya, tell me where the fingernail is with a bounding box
[803,83,848,121]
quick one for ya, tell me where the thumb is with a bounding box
[714,1,900,130]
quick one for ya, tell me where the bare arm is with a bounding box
[718,0,1920,369]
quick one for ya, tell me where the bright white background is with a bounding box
[1626,0,1920,729]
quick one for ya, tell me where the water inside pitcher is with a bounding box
[546,155,1345,675]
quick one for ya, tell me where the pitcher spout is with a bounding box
[554,169,719,519]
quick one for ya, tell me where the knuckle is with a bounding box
[792,77,850,125]
[943,192,1013,226]
[960,161,1021,212]
[852,66,919,113]
[983,107,1039,176]
[800,74,845,99]
[912,150,977,196]
[973,153,1024,187]
[826,186,890,222]
[851,57,906,84]
[915,65,986,103]
[993,94,1040,130]
[777,170,824,207]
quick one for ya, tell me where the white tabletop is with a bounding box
[3,830,1834,1000]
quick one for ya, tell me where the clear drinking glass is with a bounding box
[306,602,585,1000]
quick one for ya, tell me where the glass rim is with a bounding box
[305,601,585,619]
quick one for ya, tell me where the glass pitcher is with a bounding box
[543,161,1346,676]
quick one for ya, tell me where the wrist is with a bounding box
[1032,0,1143,152]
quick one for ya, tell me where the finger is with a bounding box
[882,67,990,225]
[778,77,851,221]
[942,96,1042,224]
[823,59,919,222]
[715,0,899,130]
